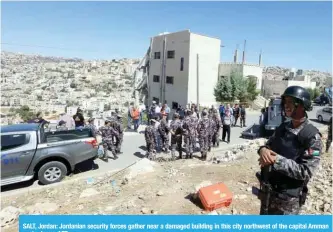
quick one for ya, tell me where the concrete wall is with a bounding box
[148,30,190,107]
[287,80,316,89]
[242,64,263,90]
[188,33,221,107]
[218,63,243,79]
[262,80,288,98]
[218,63,263,90]
[262,79,317,98]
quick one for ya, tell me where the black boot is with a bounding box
[203,152,207,161]
[179,151,182,159]
[113,153,119,160]
[190,153,193,159]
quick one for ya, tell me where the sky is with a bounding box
[1,1,332,72]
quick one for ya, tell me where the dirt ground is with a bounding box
[1,142,332,232]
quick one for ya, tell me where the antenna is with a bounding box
[259,49,262,66]
[234,44,239,63]
[242,40,246,64]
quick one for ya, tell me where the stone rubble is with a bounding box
[0,206,23,228]
[301,155,332,215]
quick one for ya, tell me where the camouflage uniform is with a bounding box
[100,122,119,160]
[113,116,124,154]
[211,113,222,147]
[258,120,322,215]
[84,123,99,138]
[170,117,183,160]
[182,114,198,158]
[197,115,210,159]
[158,118,170,152]
[326,119,332,153]
[207,117,216,152]
[145,122,157,160]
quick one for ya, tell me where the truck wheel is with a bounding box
[37,161,67,185]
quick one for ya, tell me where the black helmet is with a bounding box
[281,86,311,111]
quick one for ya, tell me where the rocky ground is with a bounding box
[1,137,332,231]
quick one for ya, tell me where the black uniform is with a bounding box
[258,86,322,215]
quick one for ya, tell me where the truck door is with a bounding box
[1,132,37,179]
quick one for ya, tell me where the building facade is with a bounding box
[148,30,221,108]
[261,75,317,98]
[218,63,263,90]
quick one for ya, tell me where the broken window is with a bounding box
[167,51,175,59]
[166,76,174,84]
[180,57,184,71]
[154,52,161,59]
[153,75,160,82]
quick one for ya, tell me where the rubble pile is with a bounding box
[301,153,332,215]
[211,138,267,163]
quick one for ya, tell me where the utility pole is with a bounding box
[147,38,153,105]
[242,40,246,64]
[196,54,199,107]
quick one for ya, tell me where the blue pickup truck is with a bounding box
[1,123,98,186]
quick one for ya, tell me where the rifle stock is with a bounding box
[260,165,272,215]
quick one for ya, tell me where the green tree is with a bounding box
[246,76,260,101]
[229,71,247,101]
[214,76,233,102]
[16,105,34,122]
[306,88,321,100]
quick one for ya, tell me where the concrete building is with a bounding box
[218,63,263,90]
[147,30,221,108]
[262,74,316,98]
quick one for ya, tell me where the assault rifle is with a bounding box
[260,165,272,215]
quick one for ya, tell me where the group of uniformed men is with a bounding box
[144,107,223,161]
[85,109,124,161]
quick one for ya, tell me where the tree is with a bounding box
[307,88,321,100]
[214,77,233,102]
[214,72,257,103]
[246,76,260,101]
[16,105,34,122]
[52,111,57,114]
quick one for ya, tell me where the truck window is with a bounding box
[1,134,30,151]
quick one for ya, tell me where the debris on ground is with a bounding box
[1,136,331,231]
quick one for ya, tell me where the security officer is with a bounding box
[257,86,322,215]
[145,119,157,160]
[326,118,332,153]
[114,114,124,154]
[170,113,183,160]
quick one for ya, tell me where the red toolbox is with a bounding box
[198,182,233,211]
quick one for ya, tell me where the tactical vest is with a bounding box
[268,121,319,198]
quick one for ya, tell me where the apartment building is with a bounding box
[148,30,221,108]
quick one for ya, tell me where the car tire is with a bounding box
[37,161,67,185]
[318,115,323,122]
